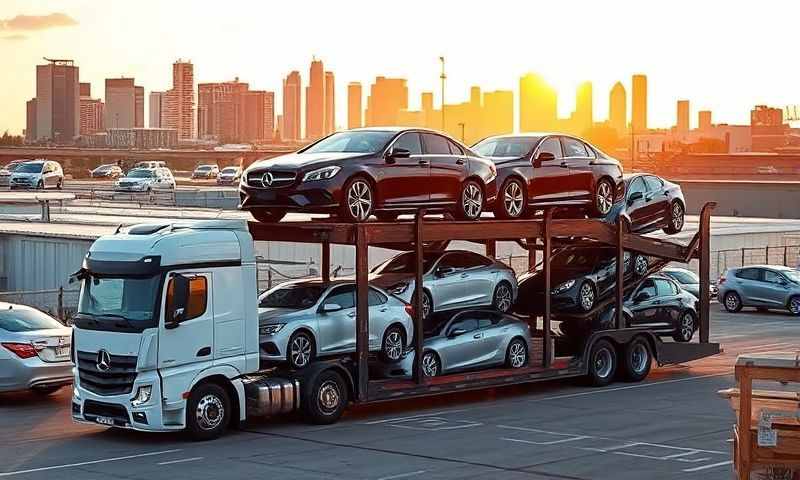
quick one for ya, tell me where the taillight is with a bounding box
[718,276,726,284]
[2,342,38,359]
[405,304,415,318]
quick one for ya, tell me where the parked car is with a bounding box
[240,127,498,223]
[258,279,414,369]
[605,173,685,234]
[9,160,63,190]
[384,309,533,377]
[471,133,624,219]
[216,166,242,185]
[661,267,718,299]
[115,167,176,192]
[90,164,123,179]
[0,302,73,394]
[370,250,518,319]
[514,246,649,316]
[134,161,167,170]
[192,164,220,179]
[0,160,26,187]
[718,265,800,315]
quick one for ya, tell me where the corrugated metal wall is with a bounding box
[0,234,92,292]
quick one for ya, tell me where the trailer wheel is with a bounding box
[621,337,652,382]
[302,369,348,425]
[186,383,230,441]
[587,339,617,387]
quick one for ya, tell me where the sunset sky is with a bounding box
[1,0,798,135]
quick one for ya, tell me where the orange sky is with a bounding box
[1,0,798,135]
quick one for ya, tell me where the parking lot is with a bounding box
[1,306,797,480]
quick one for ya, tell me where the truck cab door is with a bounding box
[158,272,215,370]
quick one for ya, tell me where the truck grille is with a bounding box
[77,350,137,396]
[246,169,296,188]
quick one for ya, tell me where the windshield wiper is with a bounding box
[93,313,138,330]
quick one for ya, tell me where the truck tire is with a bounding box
[186,383,230,441]
[621,337,651,382]
[302,369,348,425]
[587,339,617,387]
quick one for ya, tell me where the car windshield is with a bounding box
[197,166,212,171]
[553,250,600,269]
[302,131,395,154]
[127,169,153,178]
[221,167,238,173]
[371,252,440,274]
[15,163,44,173]
[666,270,699,284]
[472,137,541,158]
[78,275,161,324]
[95,165,112,171]
[782,270,800,283]
[259,285,325,309]
[0,308,64,332]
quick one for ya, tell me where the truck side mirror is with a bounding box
[165,274,190,329]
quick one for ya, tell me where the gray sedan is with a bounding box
[719,265,800,315]
[370,250,518,319]
[0,303,72,394]
[384,310,533,378]
[258,279,414,369]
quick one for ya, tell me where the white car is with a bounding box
[216,166,242,185]
[192,164,219,179]
[9,160,64,190]
[115,167,176,192]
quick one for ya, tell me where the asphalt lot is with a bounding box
[1,306,798,480]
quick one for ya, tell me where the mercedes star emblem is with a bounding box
[261,171,274,187]
[96,349,111,372]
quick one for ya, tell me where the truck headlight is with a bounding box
[131,385,152,407]
[551,279,576,295]
[259,323,285,335]
[390,282,409,295]
[302,166,341,182]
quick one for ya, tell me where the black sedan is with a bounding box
[240,128,498,223]
[660,267,718,299]
[606,173,685,234]
[514,245,650,316]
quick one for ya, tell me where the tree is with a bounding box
[0,131,24,146]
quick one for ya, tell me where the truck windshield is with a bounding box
[78,275,161,327]
[259,285,324,309]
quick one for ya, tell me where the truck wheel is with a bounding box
[621,337,651,382]
[302,370,348,425]
[186,383,230,441]
[587,339,617,387]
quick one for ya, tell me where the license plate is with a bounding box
[95,416,115,426]
[56,346,69,357]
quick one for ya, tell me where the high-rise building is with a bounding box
[676,100,689,133]
[365,77,408,127]
[631,74,647,134]
[483,90,513,136]
[573,81,593,134]
[263,91,275,141]
[79,82,104,135]
[347,82,362,129]
[324,71,335,134]
[240,90,265,142]
[105,78,136,129]
[135,86,145,128]
[163,60,194,139]
[519,73,557,132]
[80,82,91,97]
[282,71,301,141]
[25,98,37,142]
[608,82,627,136]
[197,79,249,141]
[306,59,325,140]
[149,91,164,128]
[698,110,712,132]
[35,58,80,143]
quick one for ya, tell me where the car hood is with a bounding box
[248,151,372,171]
[118,177,153,184]
[258,307,310,324]
[518,268,589,292]
[11,172,41,179]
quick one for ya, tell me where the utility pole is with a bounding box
[439,56,446,132]
[458,122,465,142]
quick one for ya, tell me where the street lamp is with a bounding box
[439,56,446,132]
[457,122,465,143]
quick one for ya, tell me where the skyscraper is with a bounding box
[197,79,249,141]
[282,71,301,141]
[573,81,593,134]
[324,71,335,134]
[35,58,80,143]
[105,78,136,129]
[609,82,627,136]
[631,74,648,134]
[698,110,712,132]
[365,77,408,127]
[149,91,164,128]
[26,99,37,142]
[519,73,557,132]
[676,100,689,133]
[163,60,194,139]
[347,82,362,129]
[305,59,325,140]
[79,82,104,135]
[135,86,145,128]
[263,91,275,141]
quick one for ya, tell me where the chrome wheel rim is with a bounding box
[196,394,224,431]
[725,294,739,311]
[495,284,513,312]
[635,255,648,276]
[672,202,684,231]
[384,330,403,361]
[789,298,800,315]
[347,180,372,221]
[579,283,595,311]
[630,343,649,374]
[462,183,483,219]
[318,380,341,414]
[593,347,613,379]
[596,181,613,215]
[509,341,526,368]
[503,181,524,218]
[290,334,312,367]
[680,313,694,341]
[422,353,439,377]
[421,293,431,319]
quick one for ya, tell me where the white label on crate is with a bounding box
[758,426,778,447]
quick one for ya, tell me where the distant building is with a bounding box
[306,59,325,140]
[676,100,689,133]
[149,91,164,128]
[609,82,627,136]
[365,76,408,127]
[79,82,104,135]
[107,127,178,149]
[750,105,788,152]
[571,81,593,135]
[698,110,712,132]
[519,73,557,132]
[324,71,335,134]
[25,98,37,142]
[35,58,80,143]
[282,71,301,141]
[347,82,362,129]
[263,91,275,141]
[631,74,647,134]
[162,60,194,139]
[135,86,144,128]
[105,78,136,129]
[197,79,274,143]
[482,90,514,137]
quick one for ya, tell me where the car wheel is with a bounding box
[505,338,528,369]
[302,370,348,425]
[457,180,483,220]
[588,339,617,387]
[340,177,374,222]
[578,281,596,312]
[37,180,44,189]
[421,351,441,377]
[32,385,63,395]
[592,178,615,217]
[250,209,287,223]
[634,255,649,277]
[375,212,398,222]
[663,201,684,234]
[381,325,405,363]
[788,296,800,316]
[723,291,742,313]
[186,382,230,441]
[621,337,652,382]
[673,311,696,342]
[287,331,315,369]
[414,290,433,320]
[56,180,63,190]
[493,281,514,313]
[495,178,525,219]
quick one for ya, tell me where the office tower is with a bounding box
[306,59,325,139]
[149,91,164,127]
[573,81,593,134]
[163,60,194,139]
[324,71,335,134]
[676,100,690,133]
[135,86,144,128]
[240,90,266,142]
[347,82,362,129]
[25,99,37,142]
[79,82,104,135]
[263,91,274,141]
[698,110,712,132]
[483,90,513,136]
[80,82,90,97]
[276,114,284,141]
[519,73,557,132]
[365,77,408,126]
[35,58,80,143]
[631,74,647,134]
[197,79,249,141]
[282,71,301,141]
[609,82,627,135]
[105,78,136,129]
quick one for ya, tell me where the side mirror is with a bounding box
[533,151,555,167]
[386,147,411,162]
[322,303,343,313]
[634,291,651,303]
[436,266,456,277]
[627,191,643,205]
[448,328,467,338]
[165,274,190,329]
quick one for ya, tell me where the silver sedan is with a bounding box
[0,303,73,394]
[258,279,414,369]
[370,250,518,319]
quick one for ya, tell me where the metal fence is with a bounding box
[713,245,800,278]
[0,287,80,322]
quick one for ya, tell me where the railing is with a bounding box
[714,244,800,279]
[0,287,79,323]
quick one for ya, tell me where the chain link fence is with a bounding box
[0,287,80,323]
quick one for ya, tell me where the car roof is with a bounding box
[738,264,794,271]
[0,302,35,311]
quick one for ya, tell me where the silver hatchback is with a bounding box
[0,303,73,394]
[719,265,800,315]
[371,250,518,319]
[258,279,414,369]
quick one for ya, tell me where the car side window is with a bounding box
[393,133,422,155]
[536,137,563,159]
[654,279,675,296]
[583,143,597,158]
[447,140,464,156]
[468,252,493,267]
[325,285,355,309]
[440,252,480,270]
[637,279,657,298]
[368,288,387,306]
[422,134,451,155]
[644,176,663,192]
[448,317,478,335]
[562,137,589,157]
[763,270,784,284]
[628,177,647,198]
[736,268,761,281]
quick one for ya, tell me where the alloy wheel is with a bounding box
[579,282,595,311]
[317,380,342,415]
[503,181,524,218]
[422,352,439,377]
[508,341,527,368]
[462,183,483,219]
[290,334,312,368]
[725,293,740,312]
[494,284,513,312]
[634,255,649,276]
[596,181,613,215]
[421,292,431,319]
[195,394,225,431]
[347,180,372,221]
[789,297,800,315]
[383,330,404,362]
[671,202,684,231]
[680,313,695,341]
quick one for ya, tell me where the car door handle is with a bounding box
[418,159,429,166]
[559,161,569,168]
[473,333,482,339]
[460,273,469,278]
[379,308,388,312]
[456,158,465,165]
[347,312,356,318]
